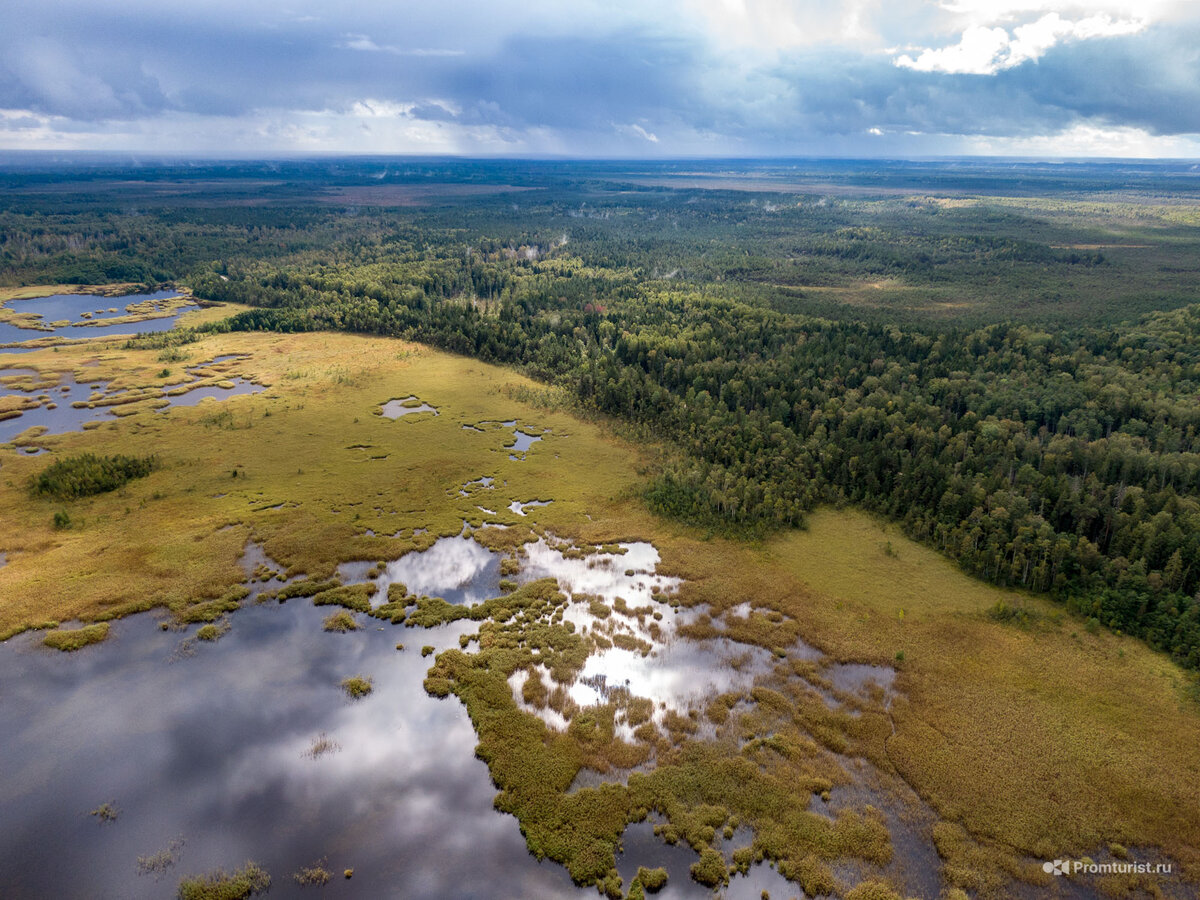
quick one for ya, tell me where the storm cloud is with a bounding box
[2,0,1198,155]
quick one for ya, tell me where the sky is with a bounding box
[2,0,1200,157]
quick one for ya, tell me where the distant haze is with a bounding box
[2,0,1200,157]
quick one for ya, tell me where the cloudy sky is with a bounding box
[2,0,1199,157]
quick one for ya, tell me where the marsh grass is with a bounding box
[89,802,118,824]
[844,881,903,900]
[43,622,108,651]
[137,837,185,880]
[340,675,373,699]
[636,865,667,892]
[417,577,888,892]
[196,619,230,641]
[322,610,359,632]
[273,578,339,601]
[292,861,331,887]
[0,332,608,639]
[175,588,248,624]
[311,584,375,613]
[303,732,341,759]
[770,508,1200,892]
[176,861,269,900]
[689,847,727,887]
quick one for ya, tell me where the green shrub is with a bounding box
[30,453,158,501]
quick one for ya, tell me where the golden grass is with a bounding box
[0,328,641,637]
[760,509,1200,889]
[0,283,147,303]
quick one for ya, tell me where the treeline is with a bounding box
[196,262,1200,669]
[5,174,1196,327]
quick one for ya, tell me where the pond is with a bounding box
[0,533,790,898]
[507,499,551,516]
[0,366,266,443]
[0,371,110,442]
[0,529,1062,900]
[0,292,200,350]
[379,396,438,419]
[510,539,777,735]
[158,378,263,409]
[614,820,803,900]
[0,545,587,900]
[337,533,504,608]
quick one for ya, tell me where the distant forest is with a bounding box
[4,158,1200,669]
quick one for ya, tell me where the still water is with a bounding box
[0,535,836,899]
[0,292,199,349]
[0,599,585,899]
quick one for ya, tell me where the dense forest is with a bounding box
[4,159,1200,669]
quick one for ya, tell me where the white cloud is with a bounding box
[678,0,888,51]
[616,122,660,143]
[1008,13,1144,65]
[964,123,1200,157]
[896,12,1144,74]
[939,1,1177,25]
[336,34,464,56]
[896,24,1010,73]
[339,34,384,52]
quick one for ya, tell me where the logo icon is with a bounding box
[1043,860,1068,876]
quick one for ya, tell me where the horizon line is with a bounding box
[2,151,1200,166]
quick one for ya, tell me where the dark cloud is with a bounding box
[0,2,1198,153]
[439,32,703,130]
[1006,25,1200,134]
[755,24,1200,145]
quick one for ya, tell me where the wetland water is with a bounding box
[379,395,438,419]
[0,291,199,349]
[0,358,264,443]
[0,534,861,899]
[0,605,587,900]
